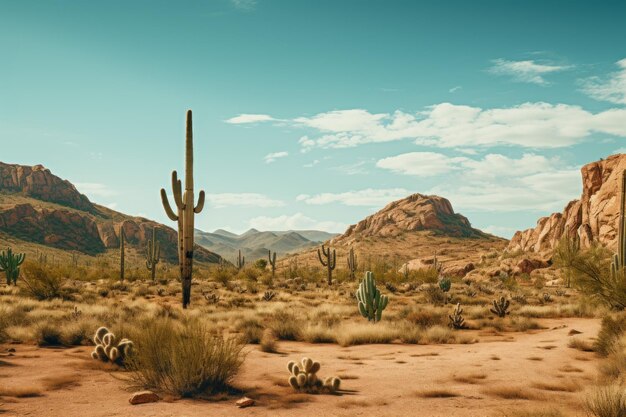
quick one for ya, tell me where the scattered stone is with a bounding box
[235,397,255,408]
[129,391,160,405]
[568,329,583,336]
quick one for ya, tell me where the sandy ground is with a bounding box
[0,318,600,417]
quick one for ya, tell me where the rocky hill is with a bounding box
[333,193,488,245]
[508,154,626,254]
[0,162,221,263]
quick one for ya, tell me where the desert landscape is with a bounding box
[3,2,626,417]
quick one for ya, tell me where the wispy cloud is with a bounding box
[225,114,274,124]
[331,160,370,175]
[230,0,256,11]
[303,159,320,168]
[74,182,116,197]
[229,102,626,151]
[581,58,626,104]
[205,193,284,208]
[376,152,580,212]
[488,58,572,85]
[248,212,346,233]
[449,86,462,93]
[296,188,410,206]
[264,151,288,164]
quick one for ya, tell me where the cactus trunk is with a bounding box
[317,244,336,285]
[160,110,205,309]
[119,229,125,282]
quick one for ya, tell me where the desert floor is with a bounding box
[1,317,599,417]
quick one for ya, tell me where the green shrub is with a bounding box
[20,264,66,300]
[126,318,244,397]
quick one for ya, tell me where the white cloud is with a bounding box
[248,213,346,233]
[234,102,626,151]
[74,182,116,197]
[303,159,320,168]
[449,86,462,93]
[488,59,571,85]
[296,188,410,206]
[264,151,288,164]
[332,161,370,175]
[205,193,285,208]
[225,114,274,124]
[377,152,581,212]
[230,0,256,11]
[376,152,467,176]
[482,225,518,239]
[581,58,626,104]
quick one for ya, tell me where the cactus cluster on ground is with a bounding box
[90,326,134,365]
[448,303,466,329]
[490,296,510,317]
[287,357,341,393]
[0,247,25,285]
[356,271,389,322]
[160,110,206,309]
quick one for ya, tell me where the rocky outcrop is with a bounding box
[0,203,105,254]
[334,193,487,244]
[509,154,626,254]
[0,162,95,212]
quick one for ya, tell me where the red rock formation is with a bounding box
[509,154,626,253]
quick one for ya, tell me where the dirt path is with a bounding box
[0,318,600,417]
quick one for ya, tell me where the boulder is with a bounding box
[129,391,160,405]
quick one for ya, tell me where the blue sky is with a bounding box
[1,0,626,237]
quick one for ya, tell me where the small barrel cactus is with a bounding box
[287,357,341,393]
[90,326,134,365]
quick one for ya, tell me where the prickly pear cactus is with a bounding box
[287,357,341,393]
[356,271,389,322]
[90,326,134,365]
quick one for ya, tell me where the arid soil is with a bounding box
[1,318,599,417]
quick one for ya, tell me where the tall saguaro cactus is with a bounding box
[119,229,125,282]
[236,249,245,270]
[160,110,206,309]
[612,170,626,280]
[317,244,336,285]
[347,247,357,280]
[145,227,161,282]
[268,250,277,277]
[0,248,25,285]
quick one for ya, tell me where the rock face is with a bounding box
[509,154,626,254]
[0,161,221,263]
[0,162,94,212]
[334,193,487,244]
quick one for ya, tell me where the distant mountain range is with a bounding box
[195,228,339,262]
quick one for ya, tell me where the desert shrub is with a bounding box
[20,264,66,300]
[413,268,439,284]
[585,385,626,417]
[213,268,233,287]
[259,329,277,353]
[424,285,446,306]
[254,259,268,270]
[35,322,64,346]
[268,310,302,341]
[236,318,264,344]
[126,318,244,397]
[595,313,626,356]
[405,308,446,328]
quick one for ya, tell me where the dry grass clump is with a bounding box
[530,380,581,392]
[415,388,460,398]
[40,374,80,390]
[568,337,595,352]
[595,313,626,356]
[259,329,278,353]
[336,323,398,347]
[452,372,487,384]
[35,322,63,346]
[268,310,302,341]
[126,318,245,397]
[481,386,544,400]
[585,385,626,417]
[499,409,563,417]
[0,384,43,398]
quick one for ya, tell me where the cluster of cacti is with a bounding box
[287,357,341,393]
[161,110,206,309]
[317,244,336,285]
[448,303,466,329]
[262,290,275,301]
[90,327,134,365]
[611,170,626,281]
[490,296,510,317]
[145,227,161,281]
[119,228,125,282]
[0,247,25,285]
[356,271,389,322]
[268,250,276,277]
[201,290,220,304]
[347,247,357,280]
[236,249,245,270]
